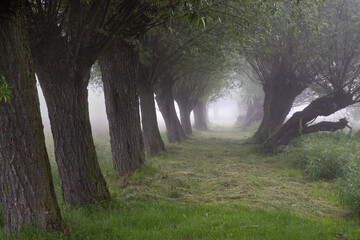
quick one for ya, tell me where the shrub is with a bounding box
[280,132,352,180]
[281,131,360,219]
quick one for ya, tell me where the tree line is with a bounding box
[2,0,360,235]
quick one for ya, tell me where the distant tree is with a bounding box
[193,100,209,130]
[0,0,63,233]
[234,79,264,129]
[156,70,187,142]
[173,48,232,134]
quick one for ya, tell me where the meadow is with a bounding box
[1,125,360,239]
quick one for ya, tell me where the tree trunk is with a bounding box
[98,40,145,174]
[193,101,208,130]
[35,56,110,205]
[155,79,186,142]
[237,97,264,129]
[138,86,165,154]
[253,80,305,143]
[265,91,354,149]
[0,3,63,233]
[177,101,193,135]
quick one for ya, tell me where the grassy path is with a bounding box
[2,126,360,239]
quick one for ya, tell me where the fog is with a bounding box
[38,83,359,136]
[38,84,241,134]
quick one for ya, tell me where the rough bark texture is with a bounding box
[99,39,145,174]
[155,76,186,143]
[0,3,63,233]
[193,101,208,131]
[138,86,165,154]
[265,91,354,149]
[35,52,109,205]
[253,77,306,143]
[137,61,165,155]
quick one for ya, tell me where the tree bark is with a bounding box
[0,2,63,233]
[35,53,110,205]
[98,39,145,174]
[193,100,208,130]
[265,91,354,149]
[253,78,305,143]
[155,77,186,142]
[138,86,165,154]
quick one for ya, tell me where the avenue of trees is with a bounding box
[2,0,360,235]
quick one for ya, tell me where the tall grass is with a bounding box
[280,131,360,218]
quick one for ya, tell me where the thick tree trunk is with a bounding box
[253,80,305,143]
[155,79,186,142]
[193,101,208,130]
[138,86,165,154]
[0,3,63,233]
[178,102,193,135]
[99,40,145,174]
[35,58,110,205]
[265,91,354,149]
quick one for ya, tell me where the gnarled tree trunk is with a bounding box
[155,77,186,142]
[265,91,354,149]
[0,3,63,233]
[99,39,145,174]
[35,55,110,205]
[193,100,208,130]
[253,77,306,143]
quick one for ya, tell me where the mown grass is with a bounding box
[1,126,360,239]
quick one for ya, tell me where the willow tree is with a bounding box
[137,32,168,153]
[99,38,145,174]
[139,24,208,144]
[0,0,62,233]
[265,0,360,149]
[241,1,319,143]
[24,0,153,204]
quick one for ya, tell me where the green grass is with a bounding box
[1,126,360,239]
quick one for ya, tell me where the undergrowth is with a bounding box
[1,127,360,239]
[280,131,360,219]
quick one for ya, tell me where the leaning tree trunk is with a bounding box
[177,101,193,135]
[265,91,354,149]
[155,79,186,143]
[99,39,145,174]
[253,79,305,143]
[35,56,110,205]
[0,4,63,233]
[193,100,208,131]
[138,85,165,154]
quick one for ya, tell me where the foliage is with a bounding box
[280,132,357,180]
[280,131,360,219]
[0,75,11,103]
[313,0,360,101]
